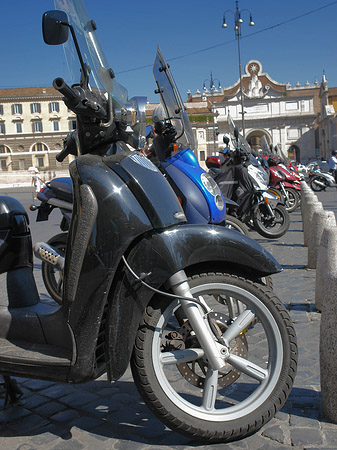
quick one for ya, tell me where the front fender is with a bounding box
[106,224,281,381]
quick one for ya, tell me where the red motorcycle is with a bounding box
[268,157,301,213]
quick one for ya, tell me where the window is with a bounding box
[37,157,44,168]
[199,150,206,161]
[30,103,41,114]
[32,121,43,133]
[0,123,5,134]
[32,143,47,152]
[0,160,6,170]
[69,120,77,131]
[0,105,3,115]
[0,145,9,153]
[12,104,22,115]
[19,159,25,170]
[49,102,59,113]
[16,122,22,133]
[52,120,60,131]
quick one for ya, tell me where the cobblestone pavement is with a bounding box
[0,187,337,449]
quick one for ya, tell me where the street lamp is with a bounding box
[222,0,254,138]
[203,72,221,152]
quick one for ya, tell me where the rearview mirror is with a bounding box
[42,10,69,45]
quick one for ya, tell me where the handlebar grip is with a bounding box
[56,147,71,162]
[53,77,79,103]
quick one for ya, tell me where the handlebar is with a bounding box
[53,77,107,120]
[56,132,77,162]
[53,77,80,104]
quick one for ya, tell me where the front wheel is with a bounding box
[253,204,290,239]
[225,215,249,235]
[131,272,297,443]
[284,187,300,213]
[41,232,67,304]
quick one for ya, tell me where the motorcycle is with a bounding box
[309,167,336,191]
[0,1,297,443]
[213,117,290,239]
[268,157,301,213]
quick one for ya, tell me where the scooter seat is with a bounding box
[48,177,73,203]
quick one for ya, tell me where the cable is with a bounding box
[116,1,337,75]
[121,255,225,343]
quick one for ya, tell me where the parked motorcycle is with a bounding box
[213,117,290,239]
[268,157,300,213]
[309,167,336,191]
[0,1,297,443]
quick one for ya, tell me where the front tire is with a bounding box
[131,272,297,443]
[253,204,290,239]
[225,215,249,235]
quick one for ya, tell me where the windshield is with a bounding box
[54,0,127,107]
[153,47,196,151]
[227,114,252,153]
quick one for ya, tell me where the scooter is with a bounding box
[0,1,297,443]
[213,117,290,239]
[268,159,300,213]
[309,167,336,191]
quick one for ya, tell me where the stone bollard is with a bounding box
[315,226,337,311]
[300,189,317,217]
[303,201,323,247]
[307,210,336,269]
[320,268,337,422]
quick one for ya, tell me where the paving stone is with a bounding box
[290,427,323,446]
[261,425,286,444]
[7,413,50,435]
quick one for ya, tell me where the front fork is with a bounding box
[166,270,252,371]
[279,182,289,201]
[259,193,275,219]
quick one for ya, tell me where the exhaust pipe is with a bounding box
[312,179,327,188]
[34,242,64,270]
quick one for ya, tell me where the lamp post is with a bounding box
[222,0,254,138]
[203,72,221,153]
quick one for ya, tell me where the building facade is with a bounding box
[186,60,337,166]
[2,62,337,176]
[0,87,76,173]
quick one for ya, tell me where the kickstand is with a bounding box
[1,376,23,408]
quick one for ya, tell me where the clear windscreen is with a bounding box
[54,0,128,107]
[153,47,196,151]
[227,114,252,154]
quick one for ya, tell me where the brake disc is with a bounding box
[176,311,248,388]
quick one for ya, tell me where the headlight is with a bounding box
[201,173,224,210]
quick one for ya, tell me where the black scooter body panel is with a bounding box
[107,224,281,380]
[63,150,186,382]
[0,150,281,384]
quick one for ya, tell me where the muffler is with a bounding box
[34,242,65,270]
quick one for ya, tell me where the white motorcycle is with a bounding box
[309,168,336,191]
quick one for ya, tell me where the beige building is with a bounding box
[186,60,337,166]
[0,87,76,173]
[2,63,337,178]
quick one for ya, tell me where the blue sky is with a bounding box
[2,1,337,103]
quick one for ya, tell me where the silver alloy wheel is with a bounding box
[151,282,283,422]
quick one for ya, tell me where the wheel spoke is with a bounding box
[202,368,219,411]
[227,354,268,382]
[160,348,204,366]
[222,309,255,345]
